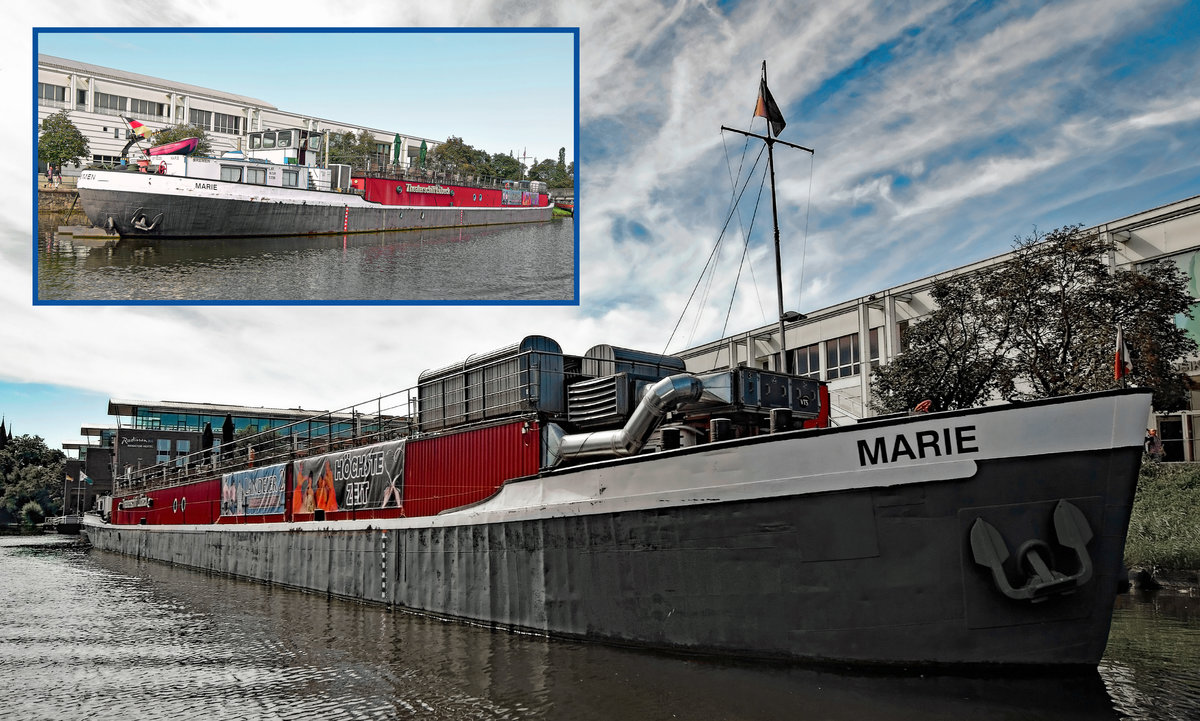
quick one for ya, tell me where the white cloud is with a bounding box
[7,0,1200,429]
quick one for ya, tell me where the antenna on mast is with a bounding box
[721,61,814,374]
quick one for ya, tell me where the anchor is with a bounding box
[129,208,163,232]
[969,499,1094,602]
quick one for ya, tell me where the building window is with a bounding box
[213,112,241,135]
[175,439,191,467]
[129,98,165,118]
[155,438,171,464]
[38,82,67,104]
[247,167,266,185]
[869,327,881,370]
[189,109,212,130]
[220,165,243,182]
[826,333,861,380]
[282,170,299,187]
[791,343,821,379]
[94,91,127,114]
[76,89,87,108]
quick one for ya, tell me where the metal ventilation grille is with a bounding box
[567,374,634,429]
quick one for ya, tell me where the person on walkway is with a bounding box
[1145,428,1164,461]
[45,164,53,188]
[54,165,62,188]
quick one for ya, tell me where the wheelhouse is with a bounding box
[245,128,324,167]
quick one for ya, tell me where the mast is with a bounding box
[721,61,813,374]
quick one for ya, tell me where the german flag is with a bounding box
[754,78,786,137]
[123,116,153,139]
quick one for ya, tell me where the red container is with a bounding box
[404,419,541,517]
[112,477,220,525]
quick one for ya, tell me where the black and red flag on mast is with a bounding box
[754,68,786,137]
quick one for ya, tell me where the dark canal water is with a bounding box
[35,215,576,303]
[1,535,1197,721]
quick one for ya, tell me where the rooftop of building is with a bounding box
[39,53,276,110]
[107,398,347,421]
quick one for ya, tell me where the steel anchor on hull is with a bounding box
[969,499,1095,602]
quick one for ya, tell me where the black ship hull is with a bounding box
[85,391,1148,669]
[76,185,552,240]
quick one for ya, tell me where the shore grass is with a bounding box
[1125,460,1200,572]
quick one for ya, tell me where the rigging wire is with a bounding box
[795,154,816,312]
[661,142,768,359]
[687,130,754,347]
[719,162,771,341]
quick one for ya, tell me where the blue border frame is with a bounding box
[32,26,580,307]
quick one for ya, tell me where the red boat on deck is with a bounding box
[146,137,199,156]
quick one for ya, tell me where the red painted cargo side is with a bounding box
[404,419,541,517]
[112,477,221,525]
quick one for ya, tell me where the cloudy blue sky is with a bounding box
[5,0,1200,450]
[35,30,575,167]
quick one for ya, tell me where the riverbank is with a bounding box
[38,178,80,214]
[1125,460,1200,590]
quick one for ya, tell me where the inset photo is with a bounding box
[35,28,577,304]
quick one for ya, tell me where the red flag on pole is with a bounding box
[1114,326,1132,381]
[122,115,153,139]
[754,77,787,137]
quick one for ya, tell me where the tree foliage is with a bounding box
[427,136,493,176]
[425,137,542,181]
[871,225,1197,413]
[146,123,213,157]
[37,110,90,168]
[528,147,574,187]
[488,152,525,180]
[326,130,379,169]
[0,434,64,519]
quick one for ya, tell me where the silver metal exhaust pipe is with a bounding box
[546,373,708,467]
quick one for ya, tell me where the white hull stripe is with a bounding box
[90,391,1150,534]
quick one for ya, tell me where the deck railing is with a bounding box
[114,351,568,497]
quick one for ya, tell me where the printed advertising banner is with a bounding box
[221,463,287,517]
[292,439,405,514]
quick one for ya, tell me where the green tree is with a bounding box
[326,130,379,169]
[489,152,525,180]
[37,110,90,169]
[527,158,558,183]
[0,434,64,519]
[428,136,491,176]
[20,501,45,528]
[145,123,213,156]
[871,225,1197,413]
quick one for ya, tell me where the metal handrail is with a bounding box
[114,350,566,497]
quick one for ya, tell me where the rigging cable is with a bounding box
[687,130,755,348]
[719,161,771,341]
[661,142,768,359]
[795,154,815,312]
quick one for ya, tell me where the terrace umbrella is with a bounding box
[222,414,234,461]
[201,422,213,462]
[419,140,427,169]
[393,133,401,169]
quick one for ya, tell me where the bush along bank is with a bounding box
[1124,460,1200,589]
